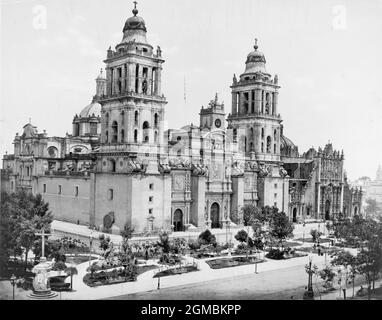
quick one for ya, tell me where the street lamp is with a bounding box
[10,274,16,300]
[89,233,93,267]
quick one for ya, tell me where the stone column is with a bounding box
[239,92,244,114]
[232,92,237,115]
[137,65,143,94]
[128,64,136,92]
[254,89,261,113]
[248,90,253,114]
[113,68,118,94]
[269,92,274,115]
[156,67,162,96]
[121,65,126,93]
[340,184,344,214]
[273,92,278,116]
[261,90,265,113]
[147,67,152,95]
[106,67,112,96]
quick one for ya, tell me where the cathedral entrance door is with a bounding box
[325,200,331,220]
[173,209,184,232]
[211,203,220,229]
[293,208,297,223]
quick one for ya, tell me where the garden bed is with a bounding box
[153,265,198,278]
[265,248,308,260]
[295,238,331,244]
[83,265,157,287]
[297,246,341,255]
[65,255,97,265]
[206,256,265,269]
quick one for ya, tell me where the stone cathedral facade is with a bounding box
[1,5,362,235]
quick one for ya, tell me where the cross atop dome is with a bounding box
[132,1,138,16]
[254,38,258,51]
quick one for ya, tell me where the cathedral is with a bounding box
[1,4,362,235]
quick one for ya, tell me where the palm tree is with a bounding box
[65,266,78,290]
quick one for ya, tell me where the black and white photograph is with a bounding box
[1,0,382,307]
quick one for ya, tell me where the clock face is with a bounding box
[214,119,222,128]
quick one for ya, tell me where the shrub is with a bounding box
[188,239,201,251]
[198,229,216,246]
[52,261,67,271]
[266,248,284,260]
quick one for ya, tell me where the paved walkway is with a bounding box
[53,251,328,300]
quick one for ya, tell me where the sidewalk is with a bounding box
[320,279,382,300]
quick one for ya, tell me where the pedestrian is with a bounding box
[317,245,321,256]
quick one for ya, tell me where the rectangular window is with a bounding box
[274,183,278,188]
[108,189,114,200]
[75,186,79,197]
[43,184,46,193]
[274,193,277,198]
[149,209,153,214]
[58,185,62,195]
[149,183,154,190]
[274,202,277,207]
[149,196,153,203]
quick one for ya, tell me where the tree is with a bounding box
[241,205,261,226]
[318,265,336,289]
[120,223,134,241]
[268,211,294,248]
[331,250,358,297]
[198,229,216,246]
[365,198,380,218]
[2,190,52,270]
[234,229,248,243]
[310,229,323,243]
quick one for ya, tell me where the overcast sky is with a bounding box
[1,0,381,180]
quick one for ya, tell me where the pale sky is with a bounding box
[1,0,382,180]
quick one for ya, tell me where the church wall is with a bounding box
[231,176,244,217]
[38,176,91,225]
[190,175,206,227]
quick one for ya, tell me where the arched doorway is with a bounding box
[211,203,220,229]
[173,209,183,232]
[292,208,297,223]
[354,206,358,216]
[325,200,331,220]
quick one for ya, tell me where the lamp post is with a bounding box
[10,274,16,300]
[89,233,93,267]
[304,257,315,300]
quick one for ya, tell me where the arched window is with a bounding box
[267,136,272,153]
[261,142,264,153]
[274,129,277,140]
[143,121,150,129]
[105,131,109,143]
[154,131,158,143]
[154,113,159,127]
[134,111,139,125]
[134,130,138,143]
[274,143,277,154]
[244,136,247,152]
[112,121,118,143]
[261,128,265,139]
[105,113,109,126]
[250,127,254,139]
[177,136,182,142]
[110,159,116,172]
[121,129,125,143]
[233,128,237,142]
[108,189,114,200]
[144,135,149,143]
[250,142,253,151]
[121,110,125,125]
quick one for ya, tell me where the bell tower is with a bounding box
[99,2,167,157]
[227,39,281,162]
